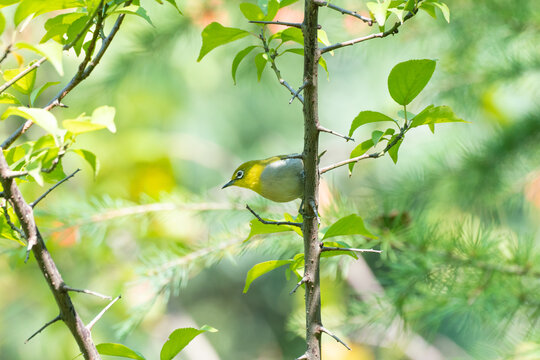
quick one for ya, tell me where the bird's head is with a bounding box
[222,160,265,192]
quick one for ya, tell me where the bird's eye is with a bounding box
[236,170,244,179]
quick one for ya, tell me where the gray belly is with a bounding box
[258,158,304,202]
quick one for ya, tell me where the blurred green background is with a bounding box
[1,0,539,359]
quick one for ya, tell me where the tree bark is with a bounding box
[302,1,322,359]
[0,152,100,359]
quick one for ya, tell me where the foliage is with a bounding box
[0,0,538,359]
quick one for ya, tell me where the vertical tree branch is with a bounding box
[302,1,322,359]
[0,151,100,359]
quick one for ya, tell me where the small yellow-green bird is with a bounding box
[222,154,304,202]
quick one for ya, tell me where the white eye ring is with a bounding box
[236,170,244,179]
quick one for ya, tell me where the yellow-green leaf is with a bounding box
[160,326,216,360]
[197,22,250,62]
[16,42,63,75]
[96,343,145,360]
[322,214,378,240]
[2,66,36,94]
[2,107,60,135]
[244,259,292,293]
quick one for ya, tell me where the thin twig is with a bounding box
[41,149,66,173]
[320,32,383,54]
[320,152,377,174]
[249,20,307,29]
[86,295,121,331]
[320,7,419,54]
[246,204,303,228]
[0,44,12,65]
[3,170,29,178]
[0,57,47,95]
[25,315,61,343]
[319,326,351,350]
[289,81,308,104]
[62,285,112,300]
[317,125,354,141]
[259,30,304,104]
[290,276,307,295]
[2,203,25,238]
[316,1,373,25]
[30,169,80,208]
[321,246,382,253]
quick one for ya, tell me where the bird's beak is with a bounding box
[222,180,235,189]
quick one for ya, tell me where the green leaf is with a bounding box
[30,81,60,106]
[197,22,250,62]
[279,27,303,45]
[232,46,257,84]
[243,260,292,293]
[349,111,396,137]
[65,15,89,55]
[410,104,466,128]
[288,253,304,273]
[62,117,101,134]
[397,109,416,120]
[254,52,267,81]
[0,11,5,36]
[41,12,86,44]
[382,127,396,138]
[160,327,216,360]
[367,0,390,27]
[26,153,43,185]
[163,0,182,14]
[317,29,333,56]
[419,2,436,18]
[112,5,153,26]
[387,134,403,163]
[387,59,436,106]
[348,139,374,173]
[2,107,60,135]
[322,214,378,240]
[0,93,21,105]
[91,105,116,133]
[70,149,99,176]
[371,130,384,145]
[244,218,293,241]
[240,3,265,21]
[0,0,20,9]
[2,66,36,94]
[404,0,415,11]
[318,55,329,79]
[14,0,83,26]
[16,42,63,76]
[432,2,450,22]
[388,7,405,23]
[96,343,145,360]
[62,106,115,135]
[0,212,24,245]
[279,0,298,7]
[283,212,302,237]
[264,0,279,21]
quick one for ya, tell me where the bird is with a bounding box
[222,154,304,203]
